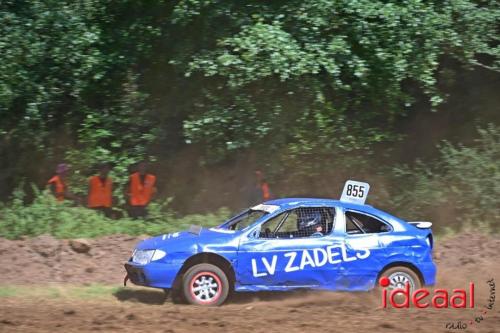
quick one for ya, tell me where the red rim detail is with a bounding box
[189,271,222,304]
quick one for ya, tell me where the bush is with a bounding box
[0,187,230,239]
[1,125,497,238]
[387,124,499,233]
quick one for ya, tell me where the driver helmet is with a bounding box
[298,211,323,230]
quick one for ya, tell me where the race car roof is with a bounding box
[263,198,406,225]
[264,197,370,210]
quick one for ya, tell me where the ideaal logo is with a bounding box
[379,277,496,330]
[380,277,475,309]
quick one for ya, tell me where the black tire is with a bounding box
[182,263,230,306]
[379,266,422,291]
[169,279,186,304]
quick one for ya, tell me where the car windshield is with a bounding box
[217,209,268,231]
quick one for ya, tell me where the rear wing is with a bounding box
[408,221,433,229]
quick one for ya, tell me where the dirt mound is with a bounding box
[0,234,143,284]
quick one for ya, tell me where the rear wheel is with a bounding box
[380,266,422,291]
[182,263,229,306]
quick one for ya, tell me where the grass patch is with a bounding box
[68,284,123,299]
[0,286,18,297]
[0,190,230,240]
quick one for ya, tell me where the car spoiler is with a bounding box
[408,221,433,229]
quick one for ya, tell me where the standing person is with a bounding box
[249,170,272,205]
[47,163,79,202]
[126,161,156,218]
[47,163,69,201]
[87,163,113,217]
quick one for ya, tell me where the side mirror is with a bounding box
[248,227,260,239]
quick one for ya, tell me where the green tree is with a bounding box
[175,0,499,159]
[0,0,104,148]
[65,73,158,197]
[0,0,164,192]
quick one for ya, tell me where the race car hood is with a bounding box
[134,227,239,251]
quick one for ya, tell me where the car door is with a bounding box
[337,209,392,290]
[236,207,343,289]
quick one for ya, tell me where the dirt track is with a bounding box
[0,232,499,332]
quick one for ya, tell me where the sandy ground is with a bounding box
[1,289,498,333]
[0,232,499,333]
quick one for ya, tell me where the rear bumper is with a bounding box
[124,261,179,289]
[418,261,437,286]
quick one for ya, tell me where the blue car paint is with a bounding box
[125,198,436,292]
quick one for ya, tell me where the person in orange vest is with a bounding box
[87,163,113,217]
[249,170,272,204]
[47,163,69,201]
[47,163,79,203]
[126,161,157,218]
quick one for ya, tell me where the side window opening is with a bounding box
[259,213,287,238]
[225,210,268,231]
[259,207,335,239]
[346,214,364,234]
[345,211,391,234]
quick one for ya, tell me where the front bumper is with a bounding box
[124,263,148,285]
[124,261,180,289]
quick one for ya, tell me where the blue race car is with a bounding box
[124,181,436,306]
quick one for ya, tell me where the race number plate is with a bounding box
[340,180,370,205]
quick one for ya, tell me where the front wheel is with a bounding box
[182,263,229,306]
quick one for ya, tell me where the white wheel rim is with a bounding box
[190,273,221,303]
[387,271,416,291]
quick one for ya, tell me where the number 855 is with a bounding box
[347,184,365,198]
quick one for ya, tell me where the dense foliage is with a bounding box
[387,124,499,233]
[0,1,499,236]
[181,0,500,157]
[0,125,497,239]
[0,0,164,193]
[2,1,498,170]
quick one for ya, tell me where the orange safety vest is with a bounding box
[261,182,271,200]
[47,175,65,201]
[129,172,156,206]
[88,176,112,208]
